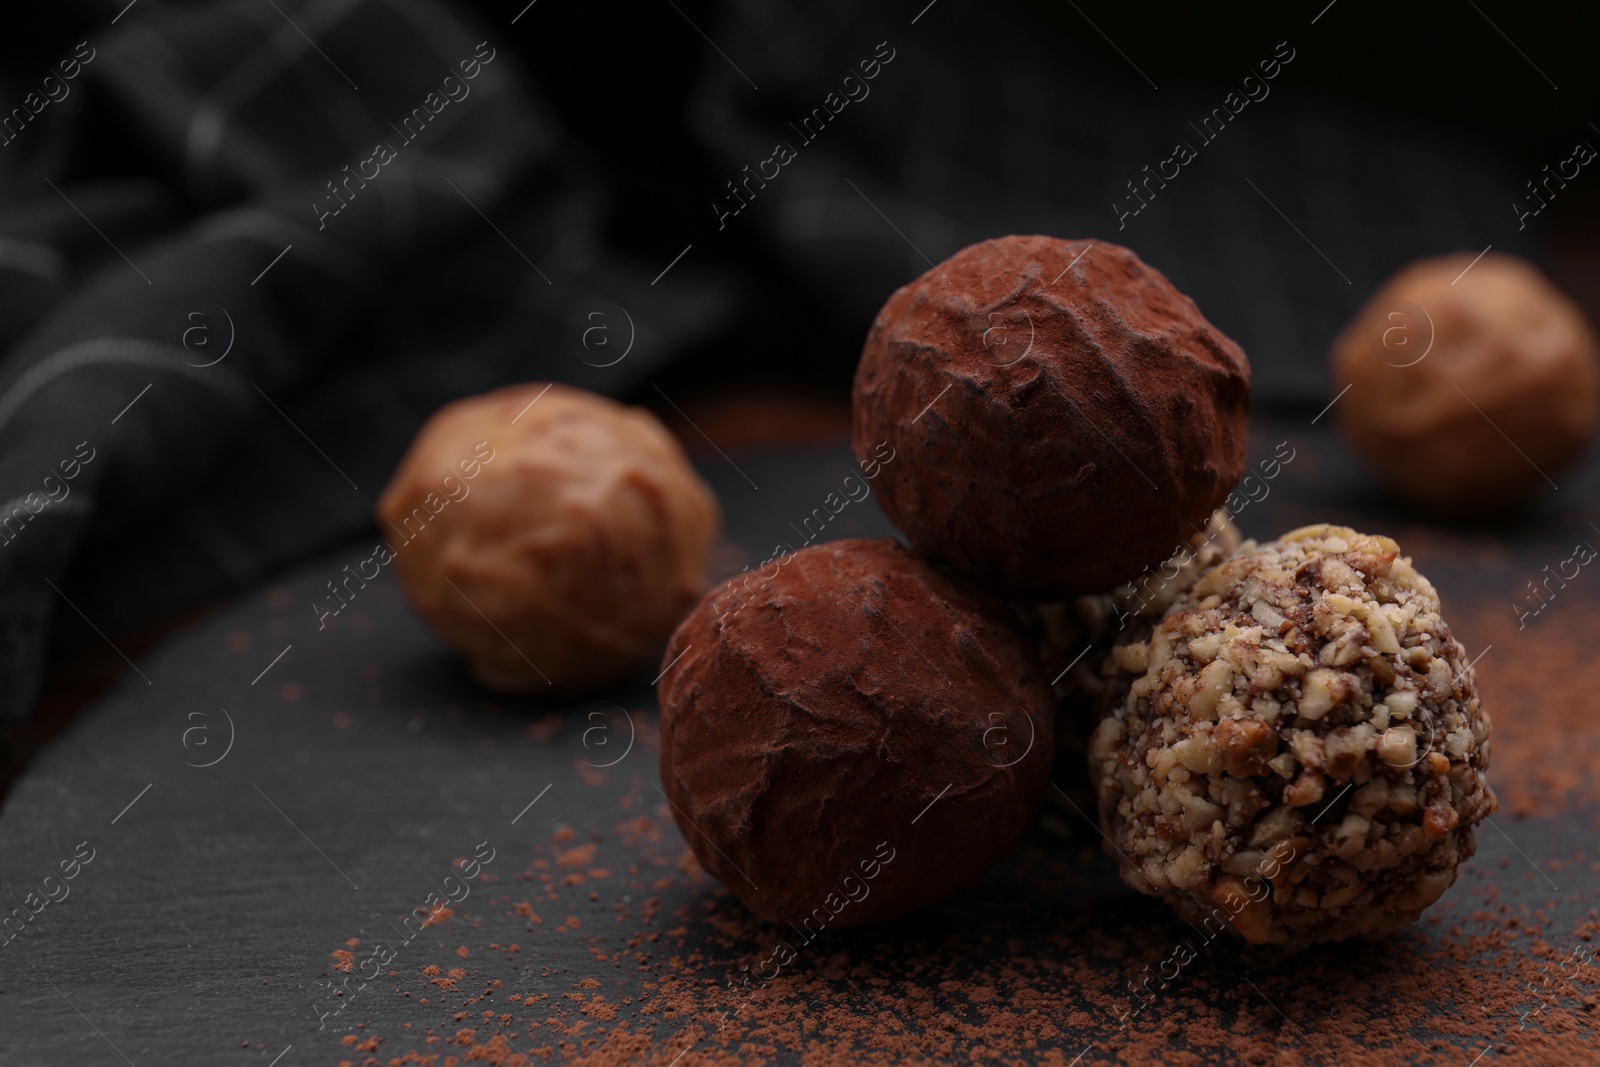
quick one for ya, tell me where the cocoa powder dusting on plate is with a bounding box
[320,801,1596,1064]
[1454,597,1600,818]
[314,528,1600,1065]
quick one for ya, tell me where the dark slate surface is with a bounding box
[0,417,1597,1065]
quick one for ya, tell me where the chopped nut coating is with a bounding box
[1090,524,1494,949]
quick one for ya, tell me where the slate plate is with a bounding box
[0,419,1596,1065]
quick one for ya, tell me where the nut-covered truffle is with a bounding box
[377,383,719,694]
[852,235,1251,597]
[1089,525,1494,949]
[658,539,1056,927]
[1332,252,1600,513]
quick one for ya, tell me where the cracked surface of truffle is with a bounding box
[852,235,1251,597]
[1333,251,1600,513]
[378,382,719,694]
[1089,525,1494,949]
[657,539,1056,927]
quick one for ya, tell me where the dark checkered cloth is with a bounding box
[0,0,734,726]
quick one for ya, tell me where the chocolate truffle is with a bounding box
[377,383,719,694]
[657,539,1056,927]
[1332,252,1600,513]
[852,235,1251,597]
[1089,525,1494,949]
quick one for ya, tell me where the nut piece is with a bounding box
[1217,717,1278,778]
[1089,524,1494,949]
[1332,252,1600,513]
[377,383,720,693]
[1378,725,1419,768]
[853,235,1250,597]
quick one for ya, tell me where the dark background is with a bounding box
[6,0,1600,414]
[1,1,1597,1064]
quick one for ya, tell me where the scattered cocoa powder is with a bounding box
[317,803,1595,1064]
[308,531,1600,1065]
[1450,596,1600,819]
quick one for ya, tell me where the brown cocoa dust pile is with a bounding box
[313,582,1600,1066]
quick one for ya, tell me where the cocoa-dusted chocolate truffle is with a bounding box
[657,539,1055,927]
[1089,525,1494,949]
[1332,252,1600,513]
[852,235,1250,597]
[377,383,719,694]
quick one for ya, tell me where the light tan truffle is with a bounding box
[377,383,720,694]
[1089,525,1494,949]
[1332,252,1599,513]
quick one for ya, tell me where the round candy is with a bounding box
[852,234,1251,598]
[1089,525,1494,949]
[377,383,719,694]
[657,539,1056,927]
[1332,251,1599,513]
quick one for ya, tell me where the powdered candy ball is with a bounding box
[377,383,719,694]
[1332,252,1599,513]
[852,235,1251,597]
[657,539,1056,927]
